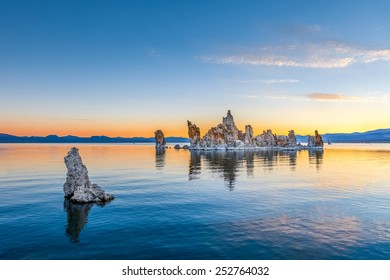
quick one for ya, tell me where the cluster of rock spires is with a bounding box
[63,112,323,202]
[187,110,323,150]
[63,147,114,203]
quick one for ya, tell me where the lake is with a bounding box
[0,143,390,259]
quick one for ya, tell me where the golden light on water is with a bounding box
[2,144,390,195]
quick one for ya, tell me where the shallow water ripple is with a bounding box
[0,143,390,259]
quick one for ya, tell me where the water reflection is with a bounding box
[287,151,297,171]
[205,151,244,191]
[64,199,93,243]
[155,148,166,169]
[206,213,377,259]
[188,151,201,181]
[189,150,303,190]
[244,151,255,177]
[309,149,324,170]
[3,144,390,260]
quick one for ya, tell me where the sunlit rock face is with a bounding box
[221,110,245,146]
[202,124,227,148]
[154,130,166,148]
[63,147,114,203]
[308,130,324,147]
[186,110,321,150]
[187,121,201,146]
[189,110,245,149]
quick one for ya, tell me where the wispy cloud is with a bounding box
[266,92,363,102]
[238,79,299,84]
[305,93,358,101]
[49,117,92,121]
[242,95,259,99]
[200,41,390,69]
[148,48,161,57]
[304,92,390,102]
[278,23,322,37]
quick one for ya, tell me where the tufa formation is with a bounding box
[154,130,166,148]
[63,147,114,203]
[187,110,323,150]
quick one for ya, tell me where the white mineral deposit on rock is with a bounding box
[187,110,323,150]
[63,147,114,203]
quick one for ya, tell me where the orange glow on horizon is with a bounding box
[1,119,387,138]
[1,108,388,138]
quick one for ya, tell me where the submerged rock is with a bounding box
[154,130,166,148]
[63,147,114,203]
[174,144,181,149]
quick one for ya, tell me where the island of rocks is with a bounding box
[186,110,323,150]
[63,147,114,203]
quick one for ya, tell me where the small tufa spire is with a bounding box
[154,130,166,148]
[63,147,114,203]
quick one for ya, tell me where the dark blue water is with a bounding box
[0,144,390,259]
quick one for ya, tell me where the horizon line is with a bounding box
[2,127,390,139]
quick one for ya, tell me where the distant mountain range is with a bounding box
[1,128,390,143]
[295,128,390,143]
[0,134,189,143]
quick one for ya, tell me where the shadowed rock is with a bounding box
[244,125,254,146]
[63,147,114,203]
[288,130,297,145]
[154,130,166,148]
[308,130,324,148]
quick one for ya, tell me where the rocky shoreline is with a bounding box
[186,110,323,151]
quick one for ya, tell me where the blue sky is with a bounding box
[1,0,390,136]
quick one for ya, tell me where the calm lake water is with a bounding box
[0,143,390,260]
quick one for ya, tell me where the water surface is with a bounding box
[0,143,389,259]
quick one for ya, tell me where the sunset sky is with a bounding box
[1,0,390,137]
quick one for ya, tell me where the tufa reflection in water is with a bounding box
[64,199,93,243]
[188,150,313,190]
[188,151,201,181]
[64,199,112,243]
[155,148,166,170]
[309,149,324,170]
